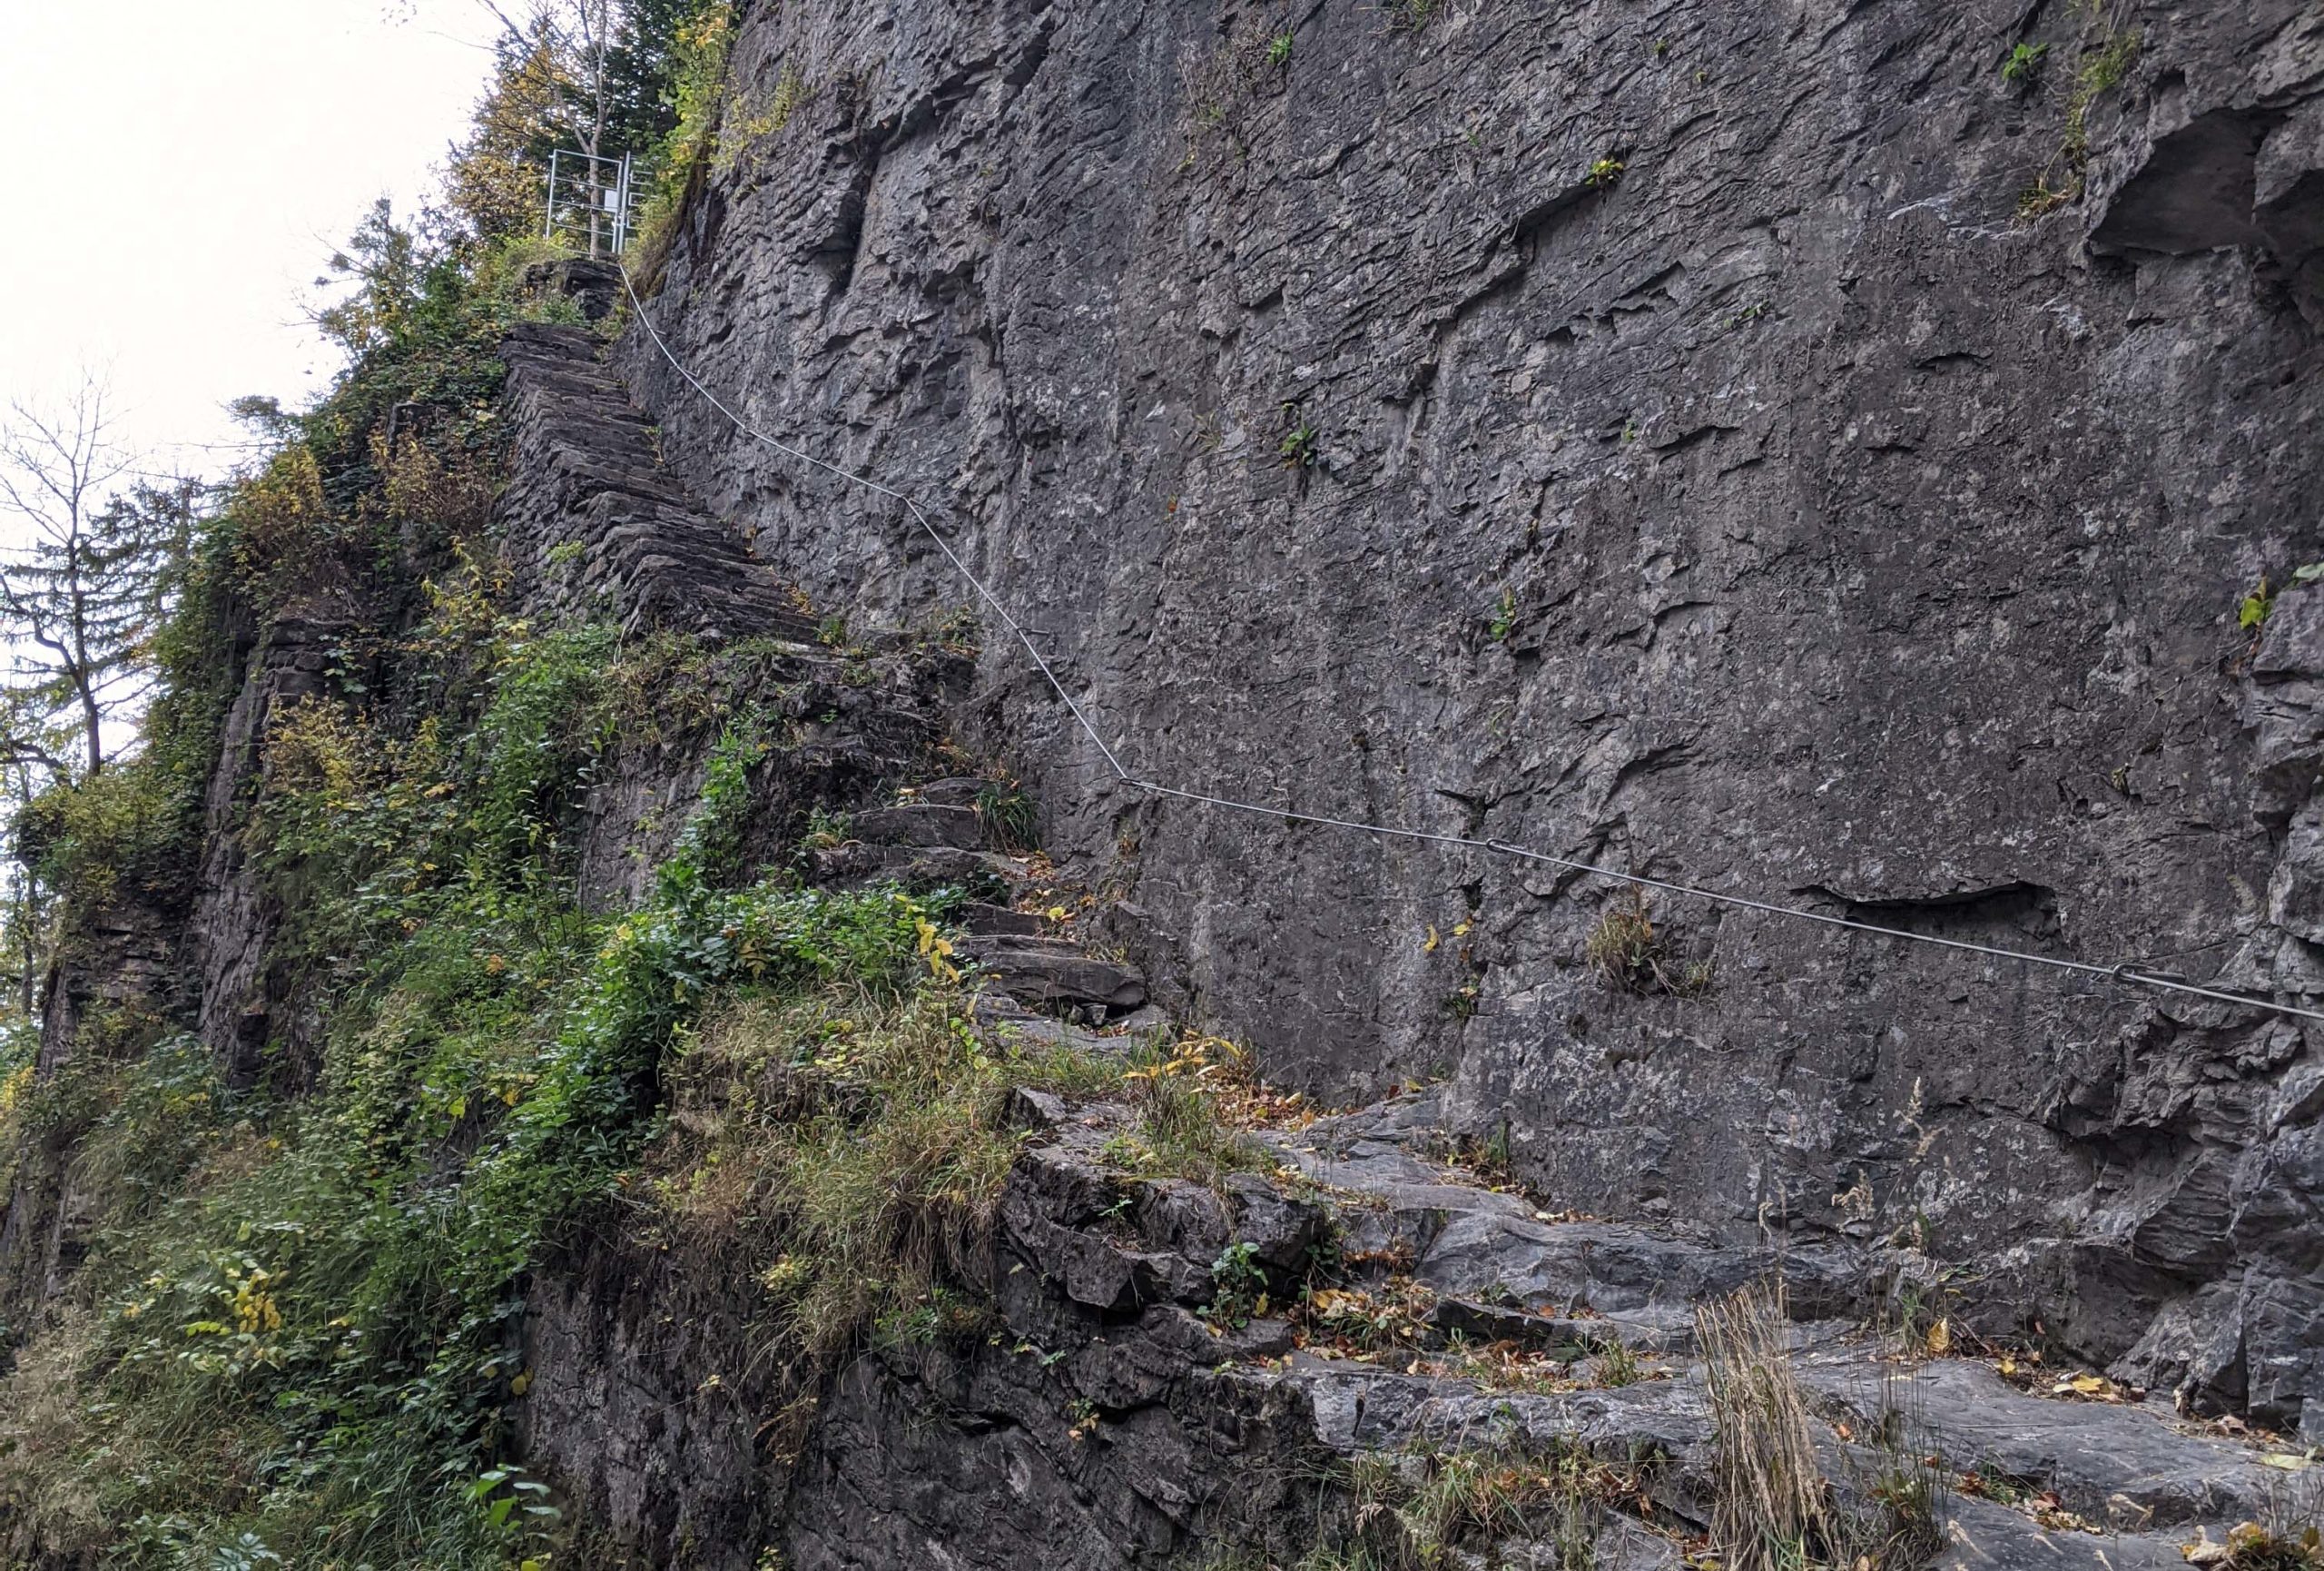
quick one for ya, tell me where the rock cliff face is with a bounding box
[11,4,2324,1566]
[615,0,2324,1434]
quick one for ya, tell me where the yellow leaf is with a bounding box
[1925,1318,1951,1356]
[2260,1453,2314,1471]
[1046,905,1068,922]
[509,1370,532,1396]
[1423,925,1441,953]
[1452,921,1472,937]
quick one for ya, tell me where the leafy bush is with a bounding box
[0,572,967,1565]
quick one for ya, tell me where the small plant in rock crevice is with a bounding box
[2002,41,2049,86]
[1582,890,1710,997]
[2017,1,2142,217]
[1279,406,1322,469]
[1206,1240,1272,1329]
[1486,588,1519,644]
[1594,1338,1645,1388]
[1381,0,1443,35]
[2240,565,2324,640]
[973,778,1040,854]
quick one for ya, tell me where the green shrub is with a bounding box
[0,580,962,1565]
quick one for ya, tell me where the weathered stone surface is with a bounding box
[966,899,1047,935]
[0,902,177,1333]
[190,608,348,1082]
[520,1066,2303,1570]
[613,0,2324,1429]
[1418,1213,1862,1329]
[1803,1356,2285,1527]
[850,801,985,848]
[29,2,2323,1564]
[498,321,824,644]
[517,1234,786,1567]
[960,934,1148,1014]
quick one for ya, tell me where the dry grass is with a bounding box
[1697,1284,1827,1570]
[0,1310,107,1562]
[655,988,1283,1364]
[1110,1033,1285,1188]
[1697,1285,1947,1571]
[1583,891,1710,996]
[1321,1439,1648,1570]
[655,983,1124,1360]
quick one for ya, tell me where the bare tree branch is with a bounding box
[0,375,181,777]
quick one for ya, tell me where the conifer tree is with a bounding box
[0,380,198,779]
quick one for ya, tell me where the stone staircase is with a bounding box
[807,772,1152,1028]
[497,320,824,644]
[496,314,2303,1571]
[499,313,1154,1033]
[980,1082,2311,1571]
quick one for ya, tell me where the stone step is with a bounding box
[957,934,1146,1015]
[964,902,1045,937]
[809,842,1020,894]
[494,326,822,647]
[852,803,985,850]
[911,776,993,808]
[1800,1355,2295,1530]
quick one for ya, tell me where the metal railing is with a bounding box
[544,149,640,258]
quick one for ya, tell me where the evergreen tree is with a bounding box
[0,380,199,778]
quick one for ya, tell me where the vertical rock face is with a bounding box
[192,608,342,1083]
[615,0,2324,1422]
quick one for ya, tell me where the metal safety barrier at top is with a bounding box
[545,150,642,259]
[616,266,2324,1030]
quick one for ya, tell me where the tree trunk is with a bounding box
[78,677,101,776]
[16,877,34,1020]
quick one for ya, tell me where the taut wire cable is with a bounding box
[617,267,2324,1029]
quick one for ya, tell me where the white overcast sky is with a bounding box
[0,0,504,476]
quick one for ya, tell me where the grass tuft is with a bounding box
[657,983,1125,1361]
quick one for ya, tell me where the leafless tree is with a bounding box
[0,378,194,778]
[471,0,622,253]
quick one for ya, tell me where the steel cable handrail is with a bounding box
[617,266,2324,1029]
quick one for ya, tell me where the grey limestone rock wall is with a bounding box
[616,0,2324,1424]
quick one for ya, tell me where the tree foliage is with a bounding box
[445,0,723,246]
[0,381,198,777]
